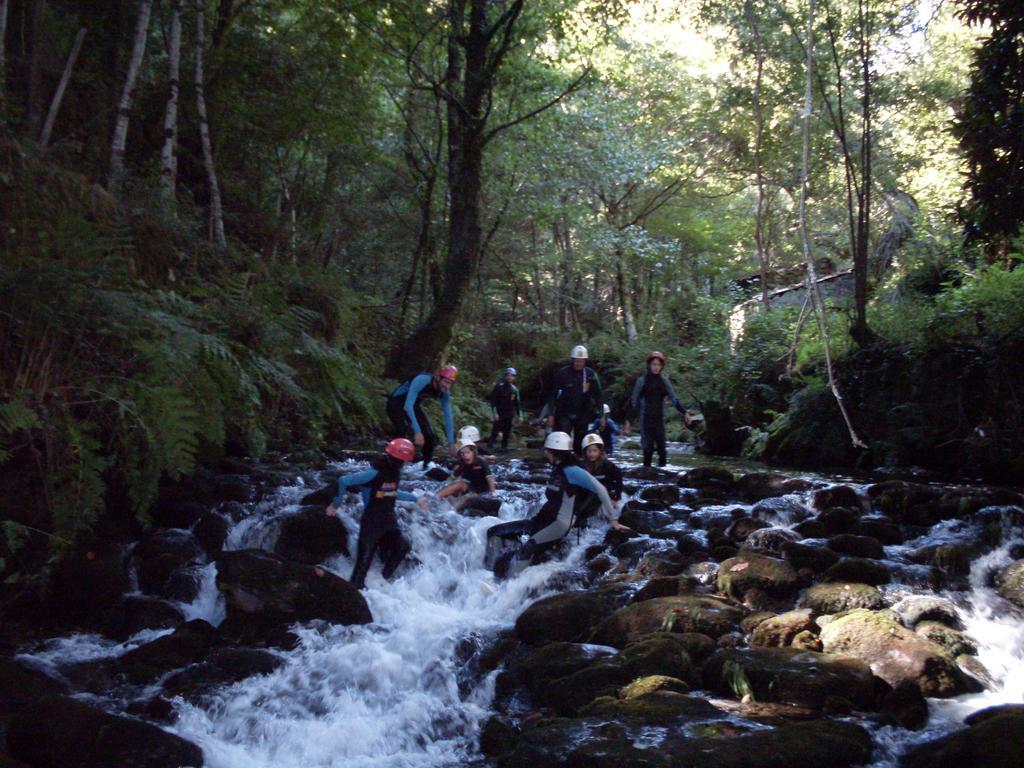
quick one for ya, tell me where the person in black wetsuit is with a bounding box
[436,440,496,509]
[487,367,522,451]
[484,431,629,580]
[546,345,604,456]
[386,365,457,468]
[579,433,623,525]
[626,351,693,467]
[325,438,427,589]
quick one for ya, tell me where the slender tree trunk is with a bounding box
[39,27,86,149]
[109,0,153,193]
[0,0,10,116]
[745,0,771,309]
[160,0,183,204]
[194,0,225,246]
[26,0,46,134]
[852,0,872,343]
[615,250,638,342]
[798,0,866,450]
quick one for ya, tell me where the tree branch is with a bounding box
[484,65,591,144]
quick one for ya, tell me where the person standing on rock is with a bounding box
[326,438,428,589]
[547,345,604,456]
[626,351,693,468]
[484,431,629,580]
[578,433,623,526]
[487,367,522,452]
[436,439,497,510]
[387,365,458,469]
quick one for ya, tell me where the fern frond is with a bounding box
[0,400,39,435]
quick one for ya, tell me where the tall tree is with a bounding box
[109,0,153,193]
[0,0,9,116]
[39,27,86,149]
[160,0,183,203]
[194,0,225,246]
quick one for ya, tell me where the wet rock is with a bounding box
[748,609,818,648]
[712,544,740,562]
[619,674,689,698]
[812,485,862,512]
[514,586,630,646]
[791,518,827,538]
[915,621,977,657]
[827,533,885,560]
[822,557,891,586]
[738,473,815,502]
[635,550,690,578]
[274,507,350,564]
[134,529,204,595]
[797,583,884,614]
[103,595,186,641]
[996,560,1024,608]
[639,484,680,505]
[0,659,69,726]
[816,507,860,535]
[510,642,617,694]
[702,647,878,710]
[716,553,800,601]
[590,595,747,647]
[6,695,203,768]
[299,484,336,507]
[216,549,372,629]
[480,715,521,758]
[623,466,677,481]
[906,544,974,576]
[867,480,940,518]
[424,467,450,481]
[819,608,972,697]
[724,516,769,542]
[45,542,130,628]
[213,475,255,503]
[192,511,229,557]
[851,516,903,544]
[542,661,634,714]
[900,705,1024,768]
[458,496,503,517]
[879,680,929,730]
[619,504,674,533]
[616,633,699,683]
[113,619,218,684]
[579,690,721,724]
[151,500,207,530]
[750,495,811,524]
[632,575,699,602]
[678,466,737,495]
[892,596,963,629]
[162,647,284,701]
[781,542,839,573]
[494,716,659,768]
[957,654,995,690]
[742,527,802,555]
[163,564,206,603]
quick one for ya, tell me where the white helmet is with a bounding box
[543,431,573,451]
[570,345,588,359]
[459,425,481,443]
[603,403,611,415]
[581,433,604,449]
[456,440,477,453]
[505,367,517,376]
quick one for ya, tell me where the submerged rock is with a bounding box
[900,705,1024,768]
[274,506,350,564]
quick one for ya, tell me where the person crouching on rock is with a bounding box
[484,431,629,580]
[579,432,623,524]
[458,424,495,459]
[325,438,428,589]
[436,439,496,510]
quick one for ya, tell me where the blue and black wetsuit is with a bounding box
[387,373,455,468]
[488,380,521,449]
[587,416,620,455]
[549,365,603,455]
[452,458,492,494]
[333,457,417,589]
[630,372,687,467]
[485,457,615,579]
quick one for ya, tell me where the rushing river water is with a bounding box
[15,441,1024,767]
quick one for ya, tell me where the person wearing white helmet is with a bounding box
[436,439,496,508]
[587,402,621,456]
[484,431,629,579]
[625,351,693,467]
[546,344,604,456]
[578,432,623,524]
[458,424,495,458]
[487,367,521,451]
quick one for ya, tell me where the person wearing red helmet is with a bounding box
[326,437,428,589]
[386,365,458,468]
[625,351,693,467]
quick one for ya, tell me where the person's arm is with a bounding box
[328,469,379,510]
[489,384,500,419]
[404,374,433,433]
[441,390,455,444]
[396,490,417,502]
[590,369,604,421]
[629,376,644,416]
[663,374,687,412]
[513,385,522,419]
[564,465,615,520]
[608,418,620,436]
[607,462,624,502]
[547,367,565,424]
[486,474,497,494]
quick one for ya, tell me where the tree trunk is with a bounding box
[26,0,46,134]
[194,0,225,247]
[851,0,872,344]
[0,0,10,115]
[109,0,153,193]
[160,0,183,204]
[39,27,86,149]
[745,0,770,309]
[615,250,638,342]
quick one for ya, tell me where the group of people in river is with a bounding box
[327,345,695,589]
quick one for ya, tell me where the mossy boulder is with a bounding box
[781,542,839,574]
[822,557,891,585]
[737,473,815,502]
[510,642,617,694]
[914,621,977,658]
[580,691,721,724]
[892,596,962,629]
[798,583,885,614]
[702,647,878,710]
[852,517,903,544]
[900,706,1024,768]
[618,675,689,699]
[590,595,747,647]
[632,574,699,602]
[819,608,972,697]
[742,527,802,555]
[827,534,885,560]
[640,484,681,505]
[724,516,770,542]
[618,634,696,682]
[514,586,630,646]
[678,466,737,495]
[812,485,862,512]
[540,662,632,714]
[748,609,818,648]
[717,553,800,601]
[996,560,1024,608]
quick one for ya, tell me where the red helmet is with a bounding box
[647,351,666,365]
[385,438,416,462]
[436,364,458,382]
